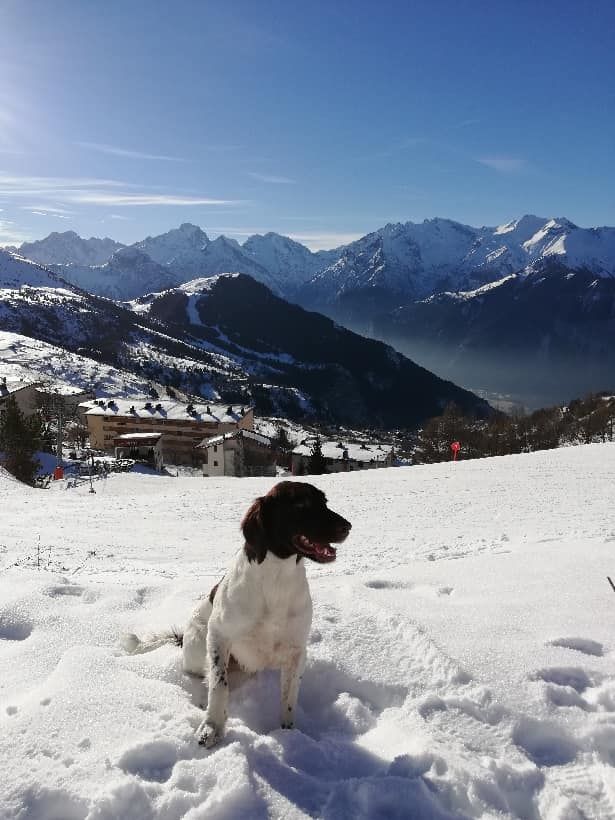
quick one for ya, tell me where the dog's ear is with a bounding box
[241,496,270,563]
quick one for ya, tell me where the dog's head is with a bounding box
[242,481,351,564]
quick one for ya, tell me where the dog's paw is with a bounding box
[281,720,295,730]
[197,720,222,748]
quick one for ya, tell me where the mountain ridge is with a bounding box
[9,215,615,306]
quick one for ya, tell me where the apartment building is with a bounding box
[82,398,254,465]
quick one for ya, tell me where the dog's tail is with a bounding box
[121,628,183,655]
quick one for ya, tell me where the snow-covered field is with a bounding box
[1,445,614,819]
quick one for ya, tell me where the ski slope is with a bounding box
[1,445,614,819]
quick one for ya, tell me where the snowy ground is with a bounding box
[1,444,614,819]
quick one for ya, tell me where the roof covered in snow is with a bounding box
[198,429,271,448]
[81,398,251,424]
[0,378,37,397]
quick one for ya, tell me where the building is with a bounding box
[0,378,39,418]
[198,429,276,477]
[291,439,394,475]
[37,385,95,416]
[113,433,164,472]
[81,398,254,465]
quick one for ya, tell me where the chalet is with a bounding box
[113,432,164,472]
[198,429,276,477]
[291,439,394,475]
[0,378,39,418]
[81,398,254,465]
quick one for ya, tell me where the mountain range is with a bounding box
[0,248,488,428]
[6,214,615,406]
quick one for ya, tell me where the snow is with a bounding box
[0,331,174,400]
[1,444,615,818]
[293,439,393,463]
[203,429,271,448]
[11,216,615,310]
[15,231,123,267]
[84,397,248,423]
[115,432,162,441]
[0,249,75,290]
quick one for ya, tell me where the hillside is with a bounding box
[1,445,613,818]
[378,262,615,408]
[139,273,490,427]
[11,217,615,406]
[0,250,489,427]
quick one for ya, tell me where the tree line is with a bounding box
[415,393,615,464]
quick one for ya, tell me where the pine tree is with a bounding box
[0,397,42,485]
[307,435,327,475]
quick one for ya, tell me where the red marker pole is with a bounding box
[450,441,460,462]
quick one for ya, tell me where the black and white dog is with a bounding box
[123,481,351,747]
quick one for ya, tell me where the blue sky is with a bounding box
[1,0,614,249]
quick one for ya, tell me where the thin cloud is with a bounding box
[0,174,128,196]
[19,205,74,215]
[77,141,187,162]
[67,193,238,207]
[30,210,71,219]
[477,157,527,173]
[0,173,240,208]
[247,172,296,184]
[0,219,31,245]
[109,214,133,221]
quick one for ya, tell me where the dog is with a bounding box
[123,480,351,748]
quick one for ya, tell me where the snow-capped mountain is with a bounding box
[301,215,615,318]
[197,235,279,290]
[137,272,489,426]
[0,251,489,427]
[50,246,181,301]
[0,248,76,290]
[133,222,209,267]
[376,260,615,408]
[8,216,615,406]
[242,232,337,289]
[10,217,615,310]
[13,230,124,267]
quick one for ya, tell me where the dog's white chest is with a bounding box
[221,554,313,672]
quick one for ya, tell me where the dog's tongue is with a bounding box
[295,535,337,563]
[312,543,336,561]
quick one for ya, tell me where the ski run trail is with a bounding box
[1,443,614,819]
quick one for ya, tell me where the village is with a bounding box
[0,376,396,480]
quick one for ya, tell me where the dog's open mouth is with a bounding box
[293,534,337,563]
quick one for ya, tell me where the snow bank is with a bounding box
[1,444,614,818]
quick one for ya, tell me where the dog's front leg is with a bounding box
[197,633,230,748]
[280,648,306,729]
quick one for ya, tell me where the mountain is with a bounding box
[133,222,210,267]
[242,232,338,290]
[299,216,615,324]
[50,247,181,301]
[0,249,77,290]
[15,230,124,267]
[11,224,344,301]
[10,216,615,406]
[138,273,490,427]
[12,217,615,309]
[0,249,490,426]
[376,260,615,408]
